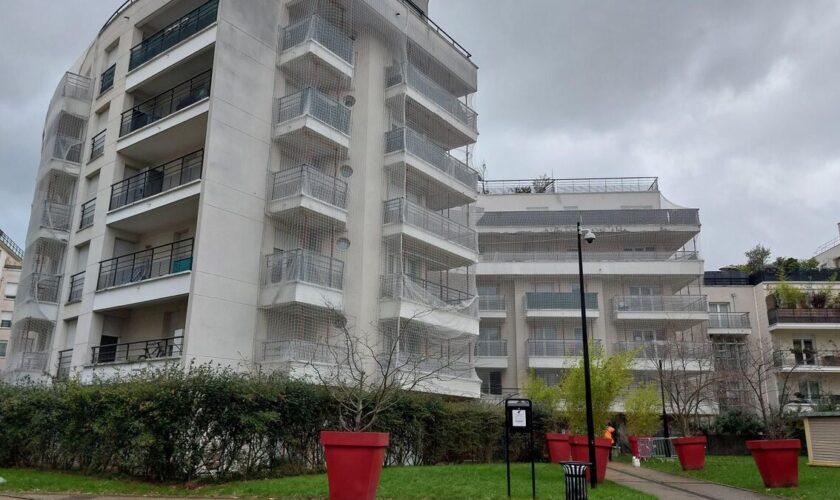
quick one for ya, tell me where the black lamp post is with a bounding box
[576,222,598,489]
[658,359,671,457]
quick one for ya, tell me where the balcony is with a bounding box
[128,0,218,71]
[119,70,211,138]
[475,208,701,231]
[768,309,840,331]
[67,271,84,304]
[273,88,351,153]
[396,351,479,397]
[267,165,347,224]
[708,312,751,335]
[379,274,478,336]
[385,64,477,148]
[260,249,344,309]
[263,338,347,366]
[614,341,711,371]
[24,273,62,304]
[91,336,183,365]
[773,349,840,372]
[525,292,599,319]
[40,201,72,233]
[384,128,479,199]
[474,339,507,369]
[382,198,478,264]
[478,294,506,318]
[527,339,602,369]
[612,295,708,324]
[99,64,116,95]
[79,198,95,230]
[278,15,353,89]
[89,129,105,162]
[480,177,659,195]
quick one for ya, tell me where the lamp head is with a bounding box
[583,229,596,244]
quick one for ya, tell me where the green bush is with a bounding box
[0,366,558,482]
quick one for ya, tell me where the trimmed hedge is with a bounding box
[0,366,561,481]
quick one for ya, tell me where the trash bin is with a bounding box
[559,461,590,500]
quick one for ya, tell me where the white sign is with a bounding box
[512,409,527,427]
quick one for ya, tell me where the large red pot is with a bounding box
[320,431,389,500]
[629,435,639,457]
[673,436,706,470]
[746,439,801,488]
[569,435,612,483]
[545,433,572,463]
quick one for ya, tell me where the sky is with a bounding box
[1,0,839,269]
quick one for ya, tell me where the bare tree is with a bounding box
[532,174,554,193]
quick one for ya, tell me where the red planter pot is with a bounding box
[569,435,612,483]
[320,431,389,500]
[673,436,707,470]
[629,435,639,457]
[545,433,572,463]
[746,439,801,488]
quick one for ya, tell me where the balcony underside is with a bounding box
[379,299,479,337]
[93,271,191,312]
[382,225,477,268]
[474,357,508,369]
[708,327,751,335]
[278,43,352,90]
[384,154,476,206]
[479,310,506,319]
[411,372,481,398]
[613,311,708,326]
[769,323,840,332]
[526,309,600,319]
[267,195,347,226]
[117,103,209,164]
[259,281,343,310]
[385,85,477,149]
[528,357,581,369]
[273,117,349,154]
[107,182,200,233]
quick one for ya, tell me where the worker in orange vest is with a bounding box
[604,422,616,461]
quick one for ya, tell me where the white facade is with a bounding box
[0,230,24,372]
[815,223,840,269]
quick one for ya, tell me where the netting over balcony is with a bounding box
[261,249,344,291]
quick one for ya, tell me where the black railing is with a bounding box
[79,198,96,229]
[100,64,116,94]
[119,70,211,136]
[703,271,750,286]
[89,129,106,161]
[0,229,24,261]
[380,274,473,305]
[128,0,218,70]
[769,308,840,325]
[91,336,183,365]
[97,239,194,290]
[67,271,84,303]
[110,150,203,209]
[57,349,73,380]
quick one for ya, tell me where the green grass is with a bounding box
[0,463,654,499]
[642,455,840,499]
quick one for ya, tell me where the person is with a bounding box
[604,422,616,461]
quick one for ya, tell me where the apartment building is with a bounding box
[472,177,709,402]
[815,223,840,269]
[5,0,483,395]
[0,230,24,371]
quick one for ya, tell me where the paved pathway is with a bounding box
[607,462,775,499]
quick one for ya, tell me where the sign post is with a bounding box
[505,398,536,499]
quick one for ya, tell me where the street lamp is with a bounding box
[576,222,598,488]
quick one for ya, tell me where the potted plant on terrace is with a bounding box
[523,369,568,462]
[624,382,661,458]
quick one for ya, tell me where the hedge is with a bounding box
[0,366,562,481]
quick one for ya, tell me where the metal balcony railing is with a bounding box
[119,70,211,136]
[91,336,183,365]
[67,271,84,303]
[480,177,659,195]
[25,273,61,304]
[383,198,478,251]
[386,64,477,132]
[773,349,840,369]
[57,349,73,380]
[708,312,751,329]
[613,341,709,359]
[128,0,218,70]
[380,274,474,307]
[59,72,93,101]
[270,165,347,209]
[100,64,116,94]
[703,271,750,286]
[89,129,105,161]
[479,250,699,263]
[263,339,347,364]
[613,295,708,313]
[0,229,24,261]
[475,208,701,228]
[528,339,602,357]
[475,339,507,357]
[525,292,598,310]
[275,87,350,135]
[385,128,478,189]
[478,294,506,311]
[110,150,203,210]
[97,239,194,290]
[815,237,840,256]
[768,308,840,325]
[79,198,95,229]
[281,15,354,64]
[41,201,72,231]
[263,249,344,290]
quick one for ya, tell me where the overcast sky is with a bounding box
[1,1,839,269]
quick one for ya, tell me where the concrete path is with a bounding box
[607,462,775,500]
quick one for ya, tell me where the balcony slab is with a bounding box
[259,281,343,310]
[93,271,191,311]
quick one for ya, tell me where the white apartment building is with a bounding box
[5,0,484,395]
[815,223,840,269]
[0,230,24,371]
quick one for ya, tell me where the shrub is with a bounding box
[712,409,764,438]
[624,383,661,437]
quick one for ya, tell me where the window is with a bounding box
[532,325,558,340]
[709,303,730,313]
[479,325,501,341]
[534,282,555,293]
[479,370,503,395]
[0,340,6,357]
[4,282,17,298]
[478,284,499,296]
[798,381,820,403]
[632,329,664,342]
[792,339,815,365]
[0,311,11,328]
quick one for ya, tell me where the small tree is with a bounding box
[656,339,721,436]
[559,344,634,434]
[624,382,661,437]
[744,244,772,274]
[523,369,562,413]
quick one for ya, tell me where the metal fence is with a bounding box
[110,150,203,209]
[708,312,750,329]
[527,339,602,357]
[119,70,211,136]
[79,198,95,229]
[386,64,477,132]
[773,349,840,368]
[281,15,353,64]
[474,339,507,357]
[383,198,478,251]
[91,336,183,365]
[97,239,194,290]
[263,249,344,290]
[89,129,105,161]
[67,271,84,303]
[525,292,598,310]
[385,127,478,189]
[613,295,707,312]
[769,308,840,325]
[270,165,347,209]
[636,437,676,460]
[128,0,218,70]
[275,87,351,135]
[0,229,23,260]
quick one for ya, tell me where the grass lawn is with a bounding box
[641,455,840,499]
[0,463,654,499]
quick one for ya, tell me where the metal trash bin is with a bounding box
[559,461,590,500]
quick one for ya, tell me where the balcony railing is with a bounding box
[703,271,750,286]
[385,128,478,189]
[263,339,347,365]
[614,341,710,360]
[25,273,61,304]
[59,72,93,101]
[383,198,478,251]
[528,339,602,357]
[475,208,701,228]
[97,239,194,290]
[475,339,507,357]
[480,177,659,195]
[281,15,353,65]
[41,201,72,231]
[263,249,344,290]
[89,129,105,161]
[67,271,84,303]
[57,349,73,380]
[12,351,49,372]
[386,64,477,132]
[0,229,24,261]
[100,64,116,94]
[773,349,840,369]
[769,309,840,325]
[708,312,751,329]
[396,351,474,379]
[815,237,840,256]
[270,165,347,209]
[380,274,475,308]
[79,198,95,229]
[479,294,506,311]
[128,0,218,70]
[91,336,183,365]
[613,295,708,313]
[275,87,350,136]
[525,292,598,310]
[479,250,699,263]
[119,70,211,136]
[110,150,203,210]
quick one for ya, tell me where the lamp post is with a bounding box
[658,359,671,457]
[576,222,598,488]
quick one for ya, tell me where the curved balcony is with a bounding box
[382,198,478,265]
[267,165,347,225]
[260,249,344,310]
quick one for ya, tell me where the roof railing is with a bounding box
[480,177,659,195]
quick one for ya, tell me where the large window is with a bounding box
[709,302,730,313]
[798,381,820,402]
[0,311,11,328]
[0,340,7,357]
[479,325,501,340]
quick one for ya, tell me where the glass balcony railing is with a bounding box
[708,312,751,329]
[383,198,477,252]
[270,165,347,209]
[478,294,506,311]
[91,336,183,364]
[773,349,840,368]
[275,87,350,135]
[480,177,659,195]
[613,341,709,360]
[385,127,478,189]
[475,339,507,357]
[613,295,707,313]
[96,239,194,290]
[768,308,840,325]
[262,249,344,290]
[281,15,354,65]
[479,250,699,263]
[110,150,203,210]
[525,292,598,310]
[119,71,211,136]
[128,0,218,70]
[386,64,477,132]
[528,339,602,357]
